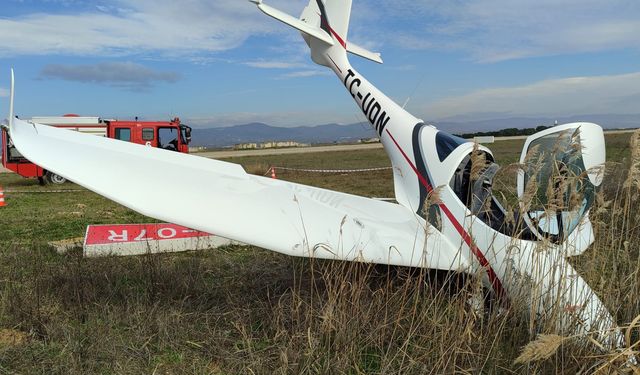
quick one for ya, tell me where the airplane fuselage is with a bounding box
[313,40,621,346]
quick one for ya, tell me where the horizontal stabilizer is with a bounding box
[347,42,383,64]
[252,0,334,46]
[252,0,382,64]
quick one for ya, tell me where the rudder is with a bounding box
[315,0,352,47]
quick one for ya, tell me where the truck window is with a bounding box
[158,127,178,151]
[114,128,131,142]
[142,128,154,141]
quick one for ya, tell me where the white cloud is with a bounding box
[0,0,299,58]
[358,0,640,61]
[243,61,308,69]
[277,70,331,79]
[424,72,640,119]
[3,1,639,62]
[0,88,8,98]
[40,62,180,91]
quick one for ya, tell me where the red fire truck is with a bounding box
[1,114,192,184]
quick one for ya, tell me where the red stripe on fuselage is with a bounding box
[330,27,347,49]
[318,13,347,49]
[385,129,508,301]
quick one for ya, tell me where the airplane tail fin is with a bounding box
[312,0,351,48]
[252,0,382,64]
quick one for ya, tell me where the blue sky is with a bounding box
[1,0,639,128]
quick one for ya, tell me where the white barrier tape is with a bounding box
[271,166,392,173]
[6,189,85,193]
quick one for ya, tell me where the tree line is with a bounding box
[455,125,551,139]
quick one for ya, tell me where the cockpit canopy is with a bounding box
[517,123,604,241]
[450,122,605,243]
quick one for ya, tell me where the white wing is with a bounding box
[9,118,468,271]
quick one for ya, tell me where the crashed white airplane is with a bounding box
[3,0,623,347]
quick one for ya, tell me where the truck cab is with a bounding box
[107,117,192,154]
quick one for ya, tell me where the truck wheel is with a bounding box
[46,172,67,184]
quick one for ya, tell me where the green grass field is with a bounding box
[0,133,638,374]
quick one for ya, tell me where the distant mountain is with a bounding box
[188,114,640,148]
[190,122,377,148]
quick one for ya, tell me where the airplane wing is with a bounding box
[8,117,468,271]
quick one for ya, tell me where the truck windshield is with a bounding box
[158,128,178,151]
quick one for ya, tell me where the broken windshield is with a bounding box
[521,129,595,239]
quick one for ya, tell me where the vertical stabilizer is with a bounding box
[317,0,352,47]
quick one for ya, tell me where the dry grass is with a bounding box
[514,334,567,364]
[0,135,638,373]
[624,130,640,190]
[0,329,29,349]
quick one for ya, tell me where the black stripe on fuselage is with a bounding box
[315,0,331,35]
[412,124,431,214]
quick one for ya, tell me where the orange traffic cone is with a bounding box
[0,186,5,207]
[271,167,277,179]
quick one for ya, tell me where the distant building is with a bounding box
[234,143,259,150]
[260,141,305,149]
[359,137,380,144]
[473,136,495,144]
[233,141,309,150]
[188,146,208,152]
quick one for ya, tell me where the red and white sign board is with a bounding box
[84,223,236,257]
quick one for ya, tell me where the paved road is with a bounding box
[193,128,638,159]
[194,142,384,159]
